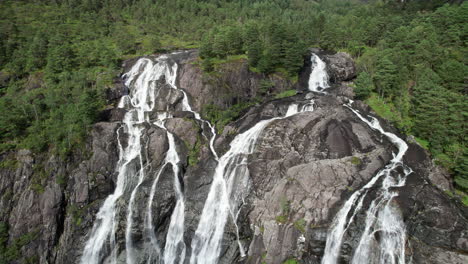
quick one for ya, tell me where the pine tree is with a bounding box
[247,41,262,67]
[354,72,374,99]
[374,56,398,98]
[45,41,75,78]
[25,32,48,71]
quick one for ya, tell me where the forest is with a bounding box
[0,0,466,199]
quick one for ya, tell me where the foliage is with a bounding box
[274,90,297,99]
[0,222,38,264]
[293,218,306,233]
[366,94,413,133]
[202,101,256,133]
[188,136,202,166]
[0,0,466,189]
[275,215,288,224]
[350,157,362,166]
[415,137,430,150]
[200,22,307,76]
[354,72,374,100]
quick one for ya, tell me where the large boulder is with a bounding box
[105,78,128,104]
[323,52,356,82]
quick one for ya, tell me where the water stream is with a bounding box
[189,102,315,264]
[321,100,412,264]
[308,53,330,93]
[189,52,326,264]
[81,53,217,264]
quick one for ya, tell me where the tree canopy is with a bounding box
[0,0,466,193]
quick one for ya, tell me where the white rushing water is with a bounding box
[189,53,323,263]
[190,102,315,263]
[308,53,330,92]
[161,125,187,264]
[82,50,411,264]
[321,100,412,264]
[81,53,217,264]
[81,58,169,264]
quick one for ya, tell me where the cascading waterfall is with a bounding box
[321,100,412,264]
[81,53,218,264]
[81,58,169,264]
[81,50,412,264]
[179,90,219,160]
[161,128,186,264]
[308,53,330,92]
[190,102,314,264]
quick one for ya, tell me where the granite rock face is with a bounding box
[323,52,356,82]
[0,50,466,264]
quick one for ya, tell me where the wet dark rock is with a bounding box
[330,83,355,98]
[99,107,127,122]
[106,78,128,103]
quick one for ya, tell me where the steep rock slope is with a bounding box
[0,50,466,264]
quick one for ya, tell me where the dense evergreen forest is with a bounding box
[0,0,466,201]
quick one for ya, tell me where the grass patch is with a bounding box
[414,137,430,149]
[365,93,400,122]
[350,156,361,165]
[445,190,455,197]
[365,93,412,133]
[249,66,262,73]
[188,137,202,166]
[275,215,288,224]
[159,35,199,50]
[276,198,291,224]
[67,201,99,226]
[0,159,18,169]
[30,164,49,194]
[272,68,299,83]
[283,259,299,264]
[274,89,297,99]
[293,218,306,233]
[55,174,67,187]
[211,54,248,66]
[462,196,468,206]
[444,189,468,207]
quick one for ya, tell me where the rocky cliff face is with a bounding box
[0,50,466,264]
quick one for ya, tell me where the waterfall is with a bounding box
[308,53,330,92]
[161,125,186,264]
[190,99,314,263]
[321,100,412,264]
[80,58,169,264]
[81,50,412,264]
[81,53,217,264]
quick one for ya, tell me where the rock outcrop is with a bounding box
[323,52,356,82]
[0,49,466,264]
